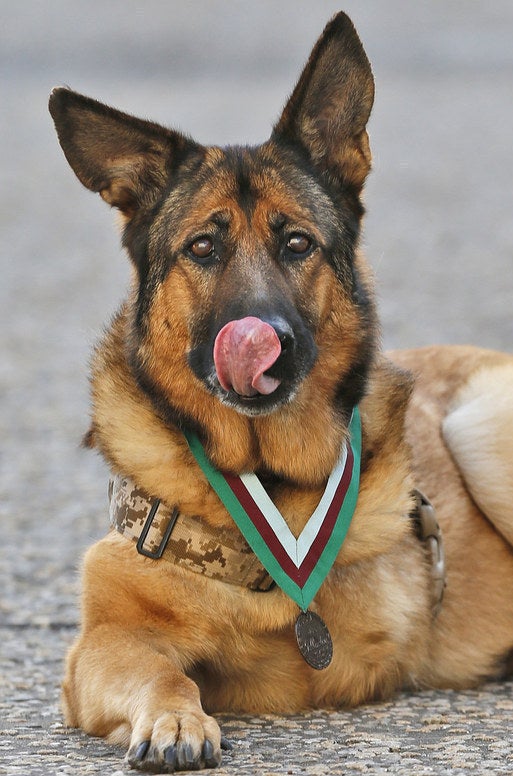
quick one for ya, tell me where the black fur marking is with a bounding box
[334,233,378,416]
[232,148,259,218]
[494,647,513,680]
[268,136,365,283]
[124,148,208,333]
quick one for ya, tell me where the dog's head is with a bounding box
[49,12,376,425]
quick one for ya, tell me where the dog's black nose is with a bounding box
[265,318,296,377]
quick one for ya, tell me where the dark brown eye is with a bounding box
[286,233,312,256]
[189,236,215,260]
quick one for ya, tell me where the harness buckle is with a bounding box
[411,489,446,617]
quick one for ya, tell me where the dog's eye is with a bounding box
[286,233,313,257]
[188,236,215,262]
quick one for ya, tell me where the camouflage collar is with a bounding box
[108,476,445,616]
[108,475,275,591]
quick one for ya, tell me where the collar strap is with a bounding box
[108,478,445,616]
[108,475,274,592]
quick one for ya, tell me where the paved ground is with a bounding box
[1,1,513,774]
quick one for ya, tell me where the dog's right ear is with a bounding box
[273,12,374,190]
[49,88,197,219]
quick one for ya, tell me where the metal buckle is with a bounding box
[411,489,446,617]
[136,501,179,559]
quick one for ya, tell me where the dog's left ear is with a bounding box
[49,88,198,219]
[273,12,374,189]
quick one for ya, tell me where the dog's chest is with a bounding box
[191,557,427,713]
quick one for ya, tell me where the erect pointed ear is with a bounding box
[273,12,374,189]
[49,88,197,218]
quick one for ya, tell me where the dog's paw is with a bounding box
[126,709,226,772]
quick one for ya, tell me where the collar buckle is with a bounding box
[136,500,179,559]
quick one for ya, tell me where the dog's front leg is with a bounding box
[63,624,223,772]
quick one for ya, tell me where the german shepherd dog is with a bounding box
[49,11,513,773]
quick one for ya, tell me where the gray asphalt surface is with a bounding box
[1,2,513,774]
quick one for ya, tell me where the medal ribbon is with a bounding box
[183,407,361,610]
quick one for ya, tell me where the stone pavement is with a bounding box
[1,1,513,774]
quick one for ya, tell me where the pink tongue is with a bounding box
[213,317,282,397]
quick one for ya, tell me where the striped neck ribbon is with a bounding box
[183,407,361,610]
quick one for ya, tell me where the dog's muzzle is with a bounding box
[188,311,317,415]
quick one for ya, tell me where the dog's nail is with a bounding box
[220,735,234,751]
[164,744,177,768]
[128,740,150,765]
[202,739,221,768]
[177,742,198,769]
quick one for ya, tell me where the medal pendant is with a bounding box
[294,610,333,670]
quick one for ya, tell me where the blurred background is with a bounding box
[1,0,512,619]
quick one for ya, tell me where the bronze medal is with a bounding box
[294,610,333,670]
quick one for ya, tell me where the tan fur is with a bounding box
[65,345,513,724]
[391,347,513,687]
[65,355,430,728]
[49,11,513,773]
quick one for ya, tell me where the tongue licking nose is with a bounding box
[213,317,282,397]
